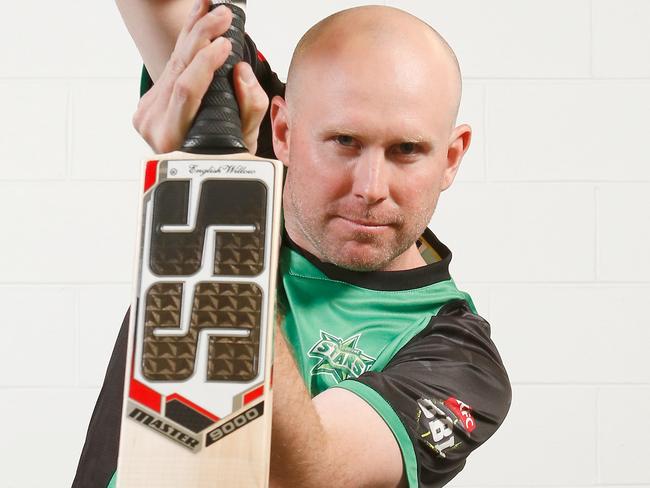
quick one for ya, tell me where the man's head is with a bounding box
[271,5,471,271]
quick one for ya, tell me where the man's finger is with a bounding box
[176,0,210,46]
[234,62,270,155]
[159,3,231,93]
[175,5,232,73]
[161,37,233,152]
[132,69,176,150]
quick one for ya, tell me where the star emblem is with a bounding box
[308,331,376,382]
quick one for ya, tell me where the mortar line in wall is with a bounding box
[482,84,488,182]
[594,185,600,281]
[595,386,601,483]
[0,282,132,286]
[0,178,70,183]
[511,382,650,387]
[457,282,650,286]
[478,282,650,287]
[463,77,650,82]
[390,281,650,286]
[65,80,72,180]
[0,76,141,81]
[0,178,139,183]
[485,284,492,325]
[68,178,140,183]
[589,0,595,78]
[0,385,101,391]
[73,286,80,388]
[474,179,650,184]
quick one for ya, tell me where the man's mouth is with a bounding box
[337,215,392,228]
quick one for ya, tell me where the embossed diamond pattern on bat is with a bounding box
[149,179,267,277]
[143,281,262,382]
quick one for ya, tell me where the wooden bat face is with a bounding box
[117,153,282,488]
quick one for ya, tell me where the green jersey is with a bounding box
[281,233,474,394]
[276,231,510,487]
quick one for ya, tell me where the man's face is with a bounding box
[274,37,466,271]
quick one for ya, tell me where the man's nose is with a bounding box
[352,149,389,205]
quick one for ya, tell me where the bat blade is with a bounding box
[116,151,282,488]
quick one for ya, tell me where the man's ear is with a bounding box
[442,123,472,191]
[270,95,290,165]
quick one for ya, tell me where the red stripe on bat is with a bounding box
[130,378,162,413]
[167,393,220,422]
[243,385,264,405]
[144,160,159,191]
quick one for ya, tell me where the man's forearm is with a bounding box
[270,322,343,488]
[115,0,194,80]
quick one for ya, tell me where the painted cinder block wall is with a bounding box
[1,1,648,486]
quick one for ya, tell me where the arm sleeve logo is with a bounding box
[416,396,476,459]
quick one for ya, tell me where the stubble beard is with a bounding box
[287,185,432,272]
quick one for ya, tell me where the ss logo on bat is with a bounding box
[141,179,268,383]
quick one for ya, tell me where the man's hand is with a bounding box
[132,0,269,154]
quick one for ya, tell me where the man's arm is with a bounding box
[269,299,512,487]
[115,0,193,81]
[271,322,407,488]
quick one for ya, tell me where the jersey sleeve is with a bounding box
[335,300,512,488]
[139,34,286,160]
[72,309,129,488]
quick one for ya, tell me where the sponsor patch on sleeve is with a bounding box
[416,396,476,458]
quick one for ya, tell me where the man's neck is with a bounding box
[378,243,427,271]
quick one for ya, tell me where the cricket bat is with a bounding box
[116,1,282,486]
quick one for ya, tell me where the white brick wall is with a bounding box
[1,1,648,487]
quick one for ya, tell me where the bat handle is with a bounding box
[182,2,247,154]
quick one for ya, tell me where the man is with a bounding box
[74,2,511,487]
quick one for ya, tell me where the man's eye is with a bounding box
[397,142,417,154]
[336,135,356,147]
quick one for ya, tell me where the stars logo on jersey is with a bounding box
[308,331,376,382]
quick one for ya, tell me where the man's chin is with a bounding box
[333,260,381,272]
[326,244,394,272]
[306,226,408,271]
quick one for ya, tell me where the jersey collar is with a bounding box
[283,228,452,291]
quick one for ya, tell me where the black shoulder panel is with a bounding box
[353,301,512,487]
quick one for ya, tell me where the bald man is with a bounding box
[73,2,511,487]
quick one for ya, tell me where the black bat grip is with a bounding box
[182,3,247,154]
